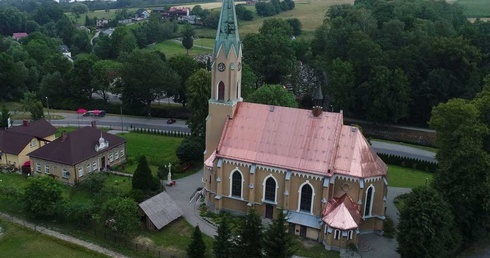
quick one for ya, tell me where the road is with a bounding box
[371,140,437,163]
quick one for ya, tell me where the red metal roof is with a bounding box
[214,102,387,178]
[334,126,387,178]
[216,102,342,176]
[322,194,361,230]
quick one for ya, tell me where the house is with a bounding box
[0,119,56,170]
[178,15,201,25]
[12,32,28,41]
[101,28,115,37]
[59,45,71,58]
[96,18,110,28]
[139,191,184,230]
[135,8,150,19]
[28,124,127,185]
[202,0,388,251]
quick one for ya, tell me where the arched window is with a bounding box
[264,177,276,202]
[218,81,225,101]
[364,185,375,216]
[231,170,242,198]
[236,82,240,99]
[299,184,313,213]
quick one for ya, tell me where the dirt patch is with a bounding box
[133,236,155,247]
[301,239,319,248]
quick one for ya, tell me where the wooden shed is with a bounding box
[138,191,184,230]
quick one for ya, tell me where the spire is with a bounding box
[313,85,323,105]
[214,0,240,57]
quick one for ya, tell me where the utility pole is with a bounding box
[120,106,124,131]
[45,97,50,123]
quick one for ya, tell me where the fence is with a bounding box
[130,127,191,137]
[0,212,179,258]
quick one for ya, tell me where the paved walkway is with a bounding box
[165,169,217,237]
[0,212,129,258]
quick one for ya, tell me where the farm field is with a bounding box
[65,8,138,24]
[148,38,212,57]
[456,0,490,17]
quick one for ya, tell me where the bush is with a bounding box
[77,172,107,195]
[22,176,64,218]
[383,216,396,238]
[62,201,97,227]
[176,136,204,164]
[377,153,437,173]
[0,185,22,200]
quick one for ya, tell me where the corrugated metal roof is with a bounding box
[286,211,322,229]
[216,102,341,176]
[334,126,387,178]
[204,150,216,168]
[322,194,361,230]
[138,191,184,230]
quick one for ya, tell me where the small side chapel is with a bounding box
[203,0,388,251]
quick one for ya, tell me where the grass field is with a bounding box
[148,39,212,57]
[0,218,107,258]
[456,0,490,17]
[65,8,137,24]
[388,165,433,188]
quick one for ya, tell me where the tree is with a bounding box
[263,210,296,258]
[21,91,44,120]
[176,136,205,164]
[397,187,460,257]
[0,104,10,128]
[186,69,211,137]
[243,19,296,84]
[181,24,195,55]
[120,50,180,116]
[247,84,298,108]
[187,225,206,258]
[214,214,234,258]
[71,3,89,18]
[328,58,355,113]
[23,176,64,218]
[101,197,140,235]
[236,209,263,257]
[429,98,490,243]
[91,60,122,102]
[0,6,27,36]
[168,55,199,108]
[287,18,302,36]
[69,54,98,102]
[132,155,155,193]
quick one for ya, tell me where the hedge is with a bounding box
[377,153,438,173]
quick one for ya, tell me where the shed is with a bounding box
[138,191,184,230]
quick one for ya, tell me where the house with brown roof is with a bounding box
[203,0,388,251]
[28,125,127,185]
[0,119,56,169]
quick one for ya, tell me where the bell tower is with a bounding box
[205,0,242,160]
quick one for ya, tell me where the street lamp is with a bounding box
[45,97,50,123]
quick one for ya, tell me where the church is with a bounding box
[203,0,388,250]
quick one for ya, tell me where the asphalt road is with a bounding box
[371,140,437,163]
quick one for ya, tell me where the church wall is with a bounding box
[332,177,362,203]
[359,178,386,232]
[288,175,324,216]
[205,103,236,161]
[254,169,285,207]
[219,162,251,201]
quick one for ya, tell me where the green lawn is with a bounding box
[65,9,138,25]
[0,218,107,258]
[388,165,433,188]
[456,0,490,17]
[148,39,212,57]
[118,132,183,168]
[295,238,340,258]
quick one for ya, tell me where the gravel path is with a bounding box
[0,212,129,258]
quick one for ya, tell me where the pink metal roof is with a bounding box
[322,194,361,230]
[12,32,28,39]
[334,126,387,178]
[204,150,216,168]
[216,102,343,176]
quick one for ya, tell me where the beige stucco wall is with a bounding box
[31,143,126,185]
[0,135,55,168]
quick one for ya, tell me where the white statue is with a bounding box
[167,163,172,186]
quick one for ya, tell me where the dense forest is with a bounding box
[0,0,490,127]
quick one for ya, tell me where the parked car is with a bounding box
[83,110,106,117]
[167,118,176,124]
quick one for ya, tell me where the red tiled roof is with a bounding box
[216,102,342,176]
[322,194,361,230]
[28,126,126,165]
[334,126,387,178]
[12,32,28,39]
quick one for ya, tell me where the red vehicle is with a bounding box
[167,118,176,124]
[83,110,106,117]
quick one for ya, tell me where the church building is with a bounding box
[203,0,388,250]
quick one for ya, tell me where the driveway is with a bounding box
[358,187,411,258]
[165,169,217,237]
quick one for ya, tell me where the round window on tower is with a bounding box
[218,63,226,72]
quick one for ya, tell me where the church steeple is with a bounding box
[205,0,243,161]
[214,0,240,58]
[210,0,242,103]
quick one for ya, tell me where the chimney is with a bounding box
[61,131,68,142]
[91,121,96,128]
[22,120,29,126]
